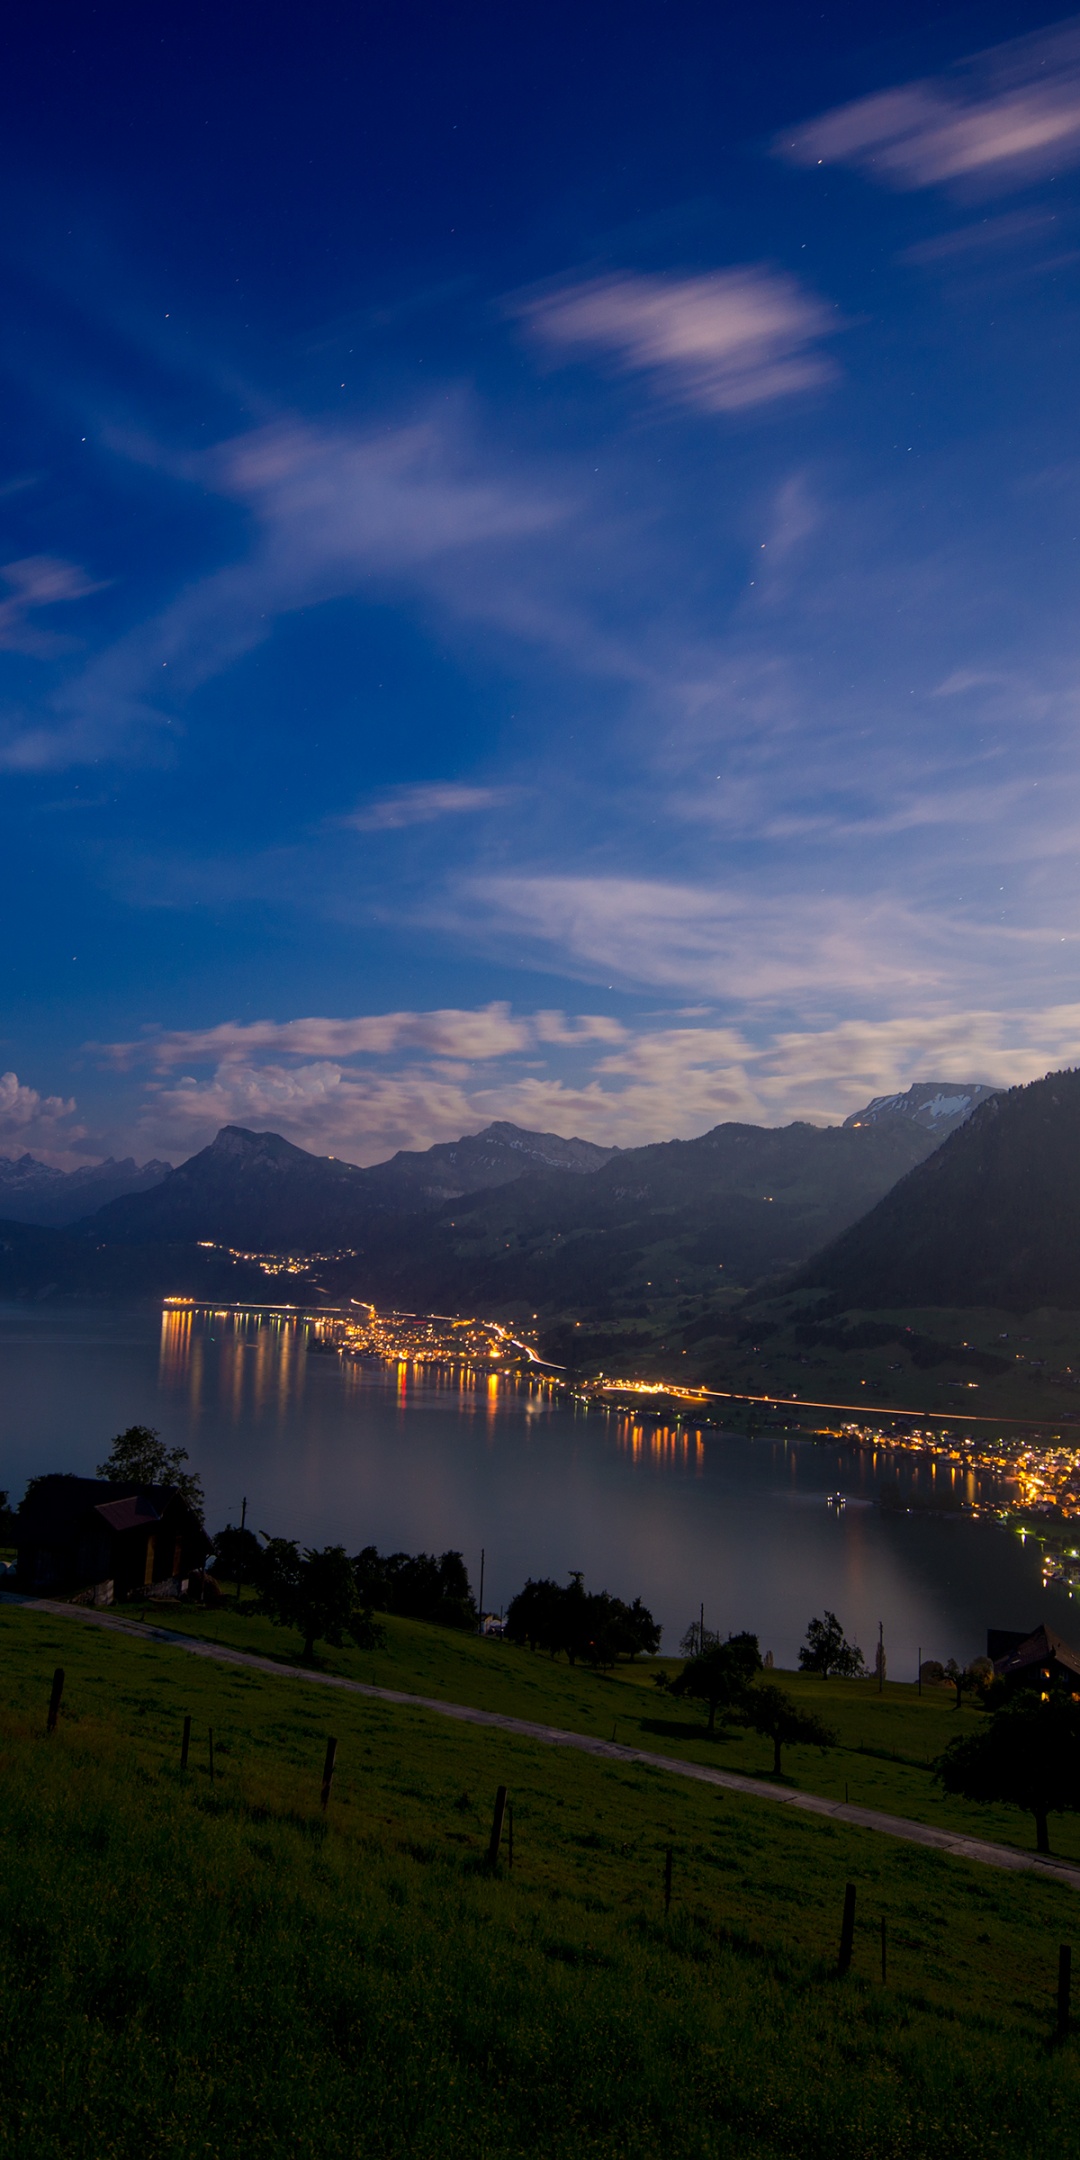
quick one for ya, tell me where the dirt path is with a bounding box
[11,1593,1080,1893]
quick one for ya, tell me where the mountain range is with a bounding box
[84,1119,617,1251]
[0,1151,172,1227]
[0,1081,994,1310]
[323,1098,979,1317]
[789,1066,1080,1311]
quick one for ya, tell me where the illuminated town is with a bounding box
[163,1294,550,1378]
[194,1240,360,1277]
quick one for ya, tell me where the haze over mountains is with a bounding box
[0,1081,994,1310]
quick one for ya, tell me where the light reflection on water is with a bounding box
[0,1301,1072,1668]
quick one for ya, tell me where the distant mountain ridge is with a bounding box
[0,1151,172,1227]
[331,1100,980,1313]
[0,1082,994,1309]
[82,1120,618,1253]
[842,1082,998,1134]
[791,1067,1080,1310]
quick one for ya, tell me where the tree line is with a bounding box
[504,1575,660,1665]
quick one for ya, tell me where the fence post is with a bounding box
[46,1667,64,1734]
[321,1736,338,1812]
[664,1846,673,1915]
[488,1784,508,1868]
[1059,1945,1072,2040]
[837,1882,856,1975]
[180,1714,191,1771]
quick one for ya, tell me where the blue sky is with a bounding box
[4,0,1080,1167]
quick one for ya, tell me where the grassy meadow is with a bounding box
[146,1593,1080,1860]
[4,1602,1080,2158]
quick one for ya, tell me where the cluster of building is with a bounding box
[163,1295,548,1374]
[835,1419,1080,1521]
[314,1308,544,1371]
[194,1241,358,1277]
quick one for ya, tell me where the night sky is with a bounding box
[4,1,1080,1168]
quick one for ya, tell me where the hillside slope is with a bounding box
[0,1217,284,1303]
[5,1603,1076,2160]
[789,1067,1080,1310]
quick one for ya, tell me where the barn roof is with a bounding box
[993,1623,1080,1681]
[17,1475,195,1542]
[94,1492,162,1533]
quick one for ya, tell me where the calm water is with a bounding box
[0,1301,1072,1669]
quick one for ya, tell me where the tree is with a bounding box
[738,1682,836,1776]
[620,1596,663,1661]
[209,1522,262,1591]
[505,1577,565,1652]
[937,1693,1080,1855]
[798,1611,865,1680]
[96,1425,204,1520]
[580,1591,661,1666]
[258,1540,382,1663]
[670,1632,762,1733]
[943,1657,977,1710]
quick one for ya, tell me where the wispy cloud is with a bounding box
[115,1002,1080,1165]
[779,18,1080,195]
[346,782,511,832]
[0,412,564,771]
[94,1003,625,1072]
[459,874,937,1000]
[897,209,1062,265]
[0,556,104,659]
[513,267,837,412]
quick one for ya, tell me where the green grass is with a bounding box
[142,1594,1080,1861]
[4,1603,1080,2158]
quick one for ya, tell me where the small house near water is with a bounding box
[15,1475,207,1603]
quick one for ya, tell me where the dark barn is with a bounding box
[15,1476,207,1602]
[988,1622,1080,1692]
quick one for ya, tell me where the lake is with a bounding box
[0,1301,1071,1669]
